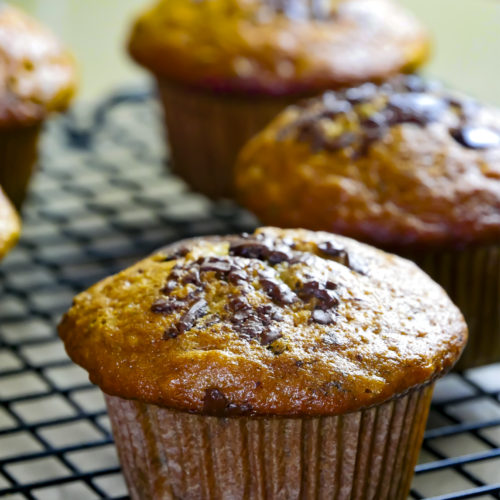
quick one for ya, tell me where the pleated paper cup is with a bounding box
[157,78,295,200]
[105,384,433,500]
[401,245,500,371]
[0,123,42,209]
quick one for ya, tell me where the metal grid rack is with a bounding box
[0,89,499,500]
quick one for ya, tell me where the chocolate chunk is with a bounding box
[317,241,350,266]
[260,326,283,346]
[267,247,293,264]
[451,126,500,149]
[230,240,272,260]
[361,114,388,141]
[161,280,177,294]
[260,278,297,305]
[199,258,233,275]
[203,388,228,415]
[386,93,446,126]
[163,299,208,339]
[161,247,189,261]
[182,268,201,285]
[228,269,248,284]
[239,320,265,340]
[257,303,284,322]
[311,308,336,325]
[322,92,352,115]
[344,83,377,104]
[403,74,428,93]
[226,402,253,416]
[323,132,357,152]
[299,281,339,308]
[151,298,185,314]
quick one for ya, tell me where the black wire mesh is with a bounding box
[0,88,499,500]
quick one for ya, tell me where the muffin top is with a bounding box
[0,187,20,259]
[59,227,466,416]
[128,0,429,95]
[0,4,76,127]
[236,76,500,248]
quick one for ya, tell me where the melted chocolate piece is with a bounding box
[199,257,233,275]
[230,241,271,260]
[317,241,350,266]
[260,326,283,346]
[311,308,336,325]
[299,281,339,309]
[451,126,500,150]
[161,247,189,261]
[163,299,207,339]
[203,388,228,415]
[386,93,446,126]
[151,298,185,314]
[344,83,378,104]
[260,277,297,306]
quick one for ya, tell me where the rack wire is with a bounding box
[0,89,499,500]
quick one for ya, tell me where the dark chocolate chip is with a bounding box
[403,74,428,93]
[361,114,388,141]
[163,299,208,339]
[322,92,352,115]
[199,258,233,275]
[161,247,189,261]
[311,308,336,325]
[161,280,177,294]
[451,126,500,149]
[203,388,228,415]
[151,298,185,314]
[230,241,271,260]
[344,83,377,104]
[386,93,446,126]
[182,268,201,285]
[260,278,297,305]
[299,281,339,308]
[317,241,350,266]
[267,247,293,264]
[226,402,253,416]
[323,132,357,152]
[228,269,248,284]
[259,326,283,346]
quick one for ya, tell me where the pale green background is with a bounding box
[8,0,500,104]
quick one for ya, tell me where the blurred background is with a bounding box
[8,0,500,104]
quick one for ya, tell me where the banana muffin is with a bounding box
[0,4,76,208]
[128,0,429,199]
[0,186,20,260]
[236,75,500,368]
[59,227,466,499]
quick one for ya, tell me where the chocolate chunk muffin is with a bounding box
[127,0,429,199]
[0,4,76,207]
[59,227,466,499]
[236,75,500,369]
[0,186,20,260]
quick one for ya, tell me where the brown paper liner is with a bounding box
[157,79,295,200]
[0,124,41,209]
[105,384,433,500]
[401,245,500,370]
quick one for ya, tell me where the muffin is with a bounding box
[0,4,76,208]
[0,186,21,260]
[59,227,466,499]
[127,0,430,199]
[235,75,500,369]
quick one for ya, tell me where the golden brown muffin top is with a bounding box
[236,76,500,248]
[128,0,429,95]
[0,4,76,128]
[59,227,466,417]
[0,187,20,259]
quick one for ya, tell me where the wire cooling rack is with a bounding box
[0,89,499,500]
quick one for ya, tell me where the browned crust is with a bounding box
[0,5,77,128]
[127,0,429,95]
[0,187,20,259]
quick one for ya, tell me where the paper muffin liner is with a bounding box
[402,245,500,370]
[105,383,433,500]
[156,78,294,200]
[0,124,41,209]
